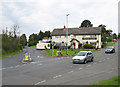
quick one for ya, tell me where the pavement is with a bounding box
[1,41,119,85]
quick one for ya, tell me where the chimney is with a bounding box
[64,25,66,30]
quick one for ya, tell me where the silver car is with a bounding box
[105,46,115,53]
[72,51,94,64]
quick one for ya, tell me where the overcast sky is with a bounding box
[0,0,119,39]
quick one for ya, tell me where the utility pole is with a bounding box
[66,14,69,55]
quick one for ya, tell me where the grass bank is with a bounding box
[92,76,119,85]
[44,49,96,56]
[107,41,117,46]
[1,50,22,59]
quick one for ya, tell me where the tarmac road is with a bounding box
[2,41,119,85]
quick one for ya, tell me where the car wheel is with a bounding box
[73,61,75,64]
[91,57,94,62]
[84,59,87,64]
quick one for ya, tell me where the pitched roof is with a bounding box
[51,27,101,36]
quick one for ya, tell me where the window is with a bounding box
[90,42,96,45]
[55,36,61,38]
[90,35,96,38]
[82,35,86,38]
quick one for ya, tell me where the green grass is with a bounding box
[1,50,22,59]
[44,49,96,56]
[30,45,36,47]
[92,76,119,85]
[107,41,117,46]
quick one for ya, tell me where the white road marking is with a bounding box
[38,64,42,66]
[107,58,110,59]
[8,66,14,69]
[31,62,37,64]
[15,65,20,68]
[79,68,83,70]
[68,70,74,73]
[35,80,46,85]
[94,63,97,64]
[2,68,6,70]
[37,56,40,58]
[53,75,62,79]
[86,65,91,67]
[99,61,102,62]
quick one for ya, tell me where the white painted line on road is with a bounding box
[2,68,6,70]
[8,66,14,69]
[15,65,20,68]
[94,63,97,64]
[31,62,37,64]
[107,58,110,59]
[53,75,62,79]
[86,65,91,67]
[34,82,41,85]
[79,68,83,70]
[0,69,2,70]
[35,80,46,85]
[38,64,42,66]
[68,70,74,73]
[37,56,40,58]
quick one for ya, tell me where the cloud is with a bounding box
[1,0,119,39]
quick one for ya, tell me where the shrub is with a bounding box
[68,45,71,49]
[54,45,60,49]
[107,38,112,42]
[83,44,95,49]
[101,43,106,48]
[78,43,82,49]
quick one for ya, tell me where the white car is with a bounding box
[72,51,94,64]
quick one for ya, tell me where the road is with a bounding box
[2,41,119,85]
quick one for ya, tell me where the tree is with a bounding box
[38,30,44,40]
[118,33,120,39]
[102,33,107,43]
[28,33,38,46]
[80,20,93,27]
[113,33,117,39]
[20,34,27,47]
[98,24,106,33]
[98,24,108,44]
[106,30,112,37]
[2,24,24,55]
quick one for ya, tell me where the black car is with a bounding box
[105,46,115,53]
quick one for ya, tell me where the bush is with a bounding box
[102,43,106,48]
[54,45,60,49]
[107,38,112,42]
[78,43,82,49]
[83,44,95,49]
[68,45,71,49]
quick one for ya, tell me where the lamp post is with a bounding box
[66,14,69,55]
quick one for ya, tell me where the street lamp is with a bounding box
[66,14,69,55]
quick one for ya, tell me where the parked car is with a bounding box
[105,46,115,53]
[72,51,94,64]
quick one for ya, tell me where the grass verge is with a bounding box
[107,41,117,46]
[44,49,96,56]
[92,76,119,85]
[1,50,22,59]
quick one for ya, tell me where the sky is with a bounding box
[0,0,119,39]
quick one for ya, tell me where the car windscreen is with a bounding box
[77,52,86,56]
[107,47,113,49]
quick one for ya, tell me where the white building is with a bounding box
[51,27,102,48]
